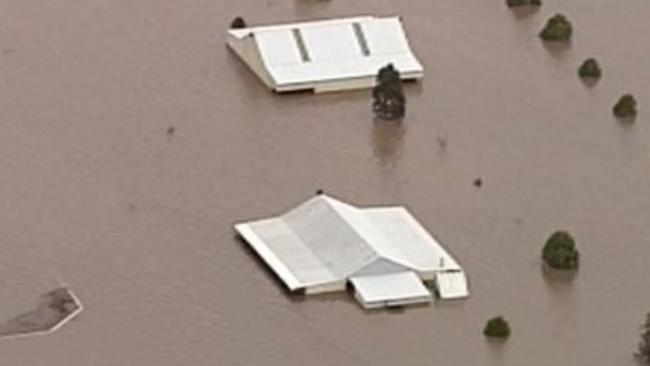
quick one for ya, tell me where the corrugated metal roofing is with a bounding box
[436,271,470,299]
[350,271,432,308]
[363,207,463,272]
[282,196,378,280]
[227,16,424,92]
[235,194,469,307]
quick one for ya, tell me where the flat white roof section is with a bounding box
[226,16,424,93]
[363,207,463,273]
[257,30,303,66]
[351,272,432,309]
[235,194,468,309]
[435,270,470,299]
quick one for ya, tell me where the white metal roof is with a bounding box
[350,271,432,308]
[435,270,470,299]
[226,16,424,92]
[235,195,466,293]
[363,207,463,272]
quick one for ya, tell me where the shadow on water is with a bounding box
[370,119,406,166]
[541,264,578,284]
[509,6,541,19]
[267,87,369,113]
[484,336,509,363]
[580,77,600,89]
[541,265,580,308]
[541,265,578,303]
[614,115,637,129]
[542,41,572,59]
[354,299,432,316]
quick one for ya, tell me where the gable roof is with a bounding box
[235,195,463,292]
[284,195,415,275]
[226,16,424,92]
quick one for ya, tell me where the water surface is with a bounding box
[1,0,649,365]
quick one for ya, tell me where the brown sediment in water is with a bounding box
[0,288,82,339]
[0,0,649,365]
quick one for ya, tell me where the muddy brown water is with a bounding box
[1,0,650,365]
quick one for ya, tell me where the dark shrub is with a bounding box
[539,14,572,41]
[372,64,406,120]
[638,313,650,363]
[230,16,247,29]
[613,94,638,118]
[484,316,511,338]
[542,231,579,270]
[578,58,601,78]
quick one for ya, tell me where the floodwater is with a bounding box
[1,0,649,365]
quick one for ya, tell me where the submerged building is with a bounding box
[235,194,468,309]
[0,287,83,339]
[226,16,424,93]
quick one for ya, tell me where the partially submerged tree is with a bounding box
[506,0,541,7]
[578,58,602,79]
[542,231,579,270]
[638,312,650,363]
[613,94,638,118]
[372,64,406,120]
[539,14,573,41]
[230,16,247,29]
[484,316,511,338]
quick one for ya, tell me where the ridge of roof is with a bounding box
[227,15,384,39]
[283,195,416,276]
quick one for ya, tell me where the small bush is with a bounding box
[506,0,541,7]
[230,16,247,29]
[578,58,601,78]
[539,14,572,41]
[484,316,511,338]
[542,231,579,270]
[613,94,638,118]
[638,313,650,363]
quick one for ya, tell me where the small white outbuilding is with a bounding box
[226,16,424,93]
[235,194,468,309]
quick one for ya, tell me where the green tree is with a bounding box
[578,58,601,78]
[638,313,650,363]
[230,16,247,29]
[613,94,637,118]
[542,231,579,270]
[484,316,511,338]
[539,14,572,41]
[372,64,406,120]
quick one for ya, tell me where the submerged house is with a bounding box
[226,16,424,93]
[235,194,468,309]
